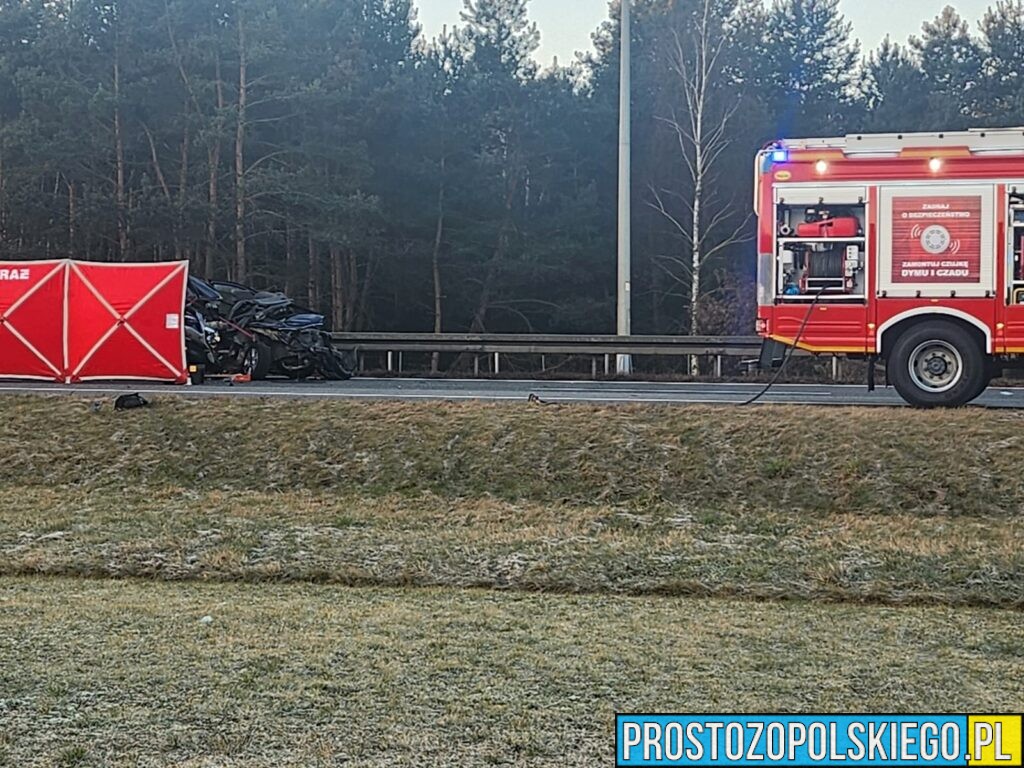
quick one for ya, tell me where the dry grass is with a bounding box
[2,395,1024,516]
[0,396,1022,606]
[3,396,1024,765]
[1,577,1022,767]
[0,488,1022,607]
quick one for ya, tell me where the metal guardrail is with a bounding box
[331,332,775,378]
[332,332,765,356]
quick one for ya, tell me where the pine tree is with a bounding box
[978,0,1024,126]
[452,0,540,331]
[459,0,540,80]
[911,6,983,130]
[762,0,861,137]
[864,37,930,132]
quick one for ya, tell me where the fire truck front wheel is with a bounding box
[889,321,986,408]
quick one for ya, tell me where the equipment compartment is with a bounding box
[774,195,867,302]
[1011,193,1024,300]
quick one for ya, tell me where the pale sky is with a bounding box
[414,0,997,65]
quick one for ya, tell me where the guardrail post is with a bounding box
[592,357,598,379]
[387,351,394,372]
[493,353,500,374]
[541,355,546,372]
[832,355,840,382]
[474,356,479,377]
[715,355,723,379]
[604,354,610,376]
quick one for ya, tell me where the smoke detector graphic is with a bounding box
[920,224,953,255]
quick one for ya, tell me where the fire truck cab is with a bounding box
[755,127,1024,407]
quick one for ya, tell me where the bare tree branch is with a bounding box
[647,0,745,373]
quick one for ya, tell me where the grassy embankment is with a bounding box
[2,397,1023,606]
[1,396,1023,766]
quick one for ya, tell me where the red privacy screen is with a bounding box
[0,261,67,381]
[0,260,188,384]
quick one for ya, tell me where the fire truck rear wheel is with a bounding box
[889,321,986,408]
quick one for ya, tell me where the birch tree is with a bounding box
[649,0,748,371]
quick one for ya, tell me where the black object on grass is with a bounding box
[114,393,150,411]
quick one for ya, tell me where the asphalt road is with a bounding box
[2,378,1024,408]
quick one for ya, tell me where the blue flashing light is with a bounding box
[771,148,788,163]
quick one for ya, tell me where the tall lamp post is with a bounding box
[616,0,633,375]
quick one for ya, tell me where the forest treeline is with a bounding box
[1,0,1023,336]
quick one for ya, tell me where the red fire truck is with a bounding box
[755,127,1024,407]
